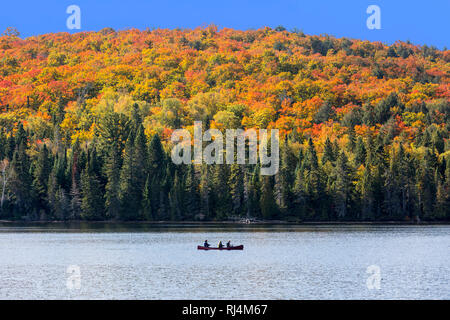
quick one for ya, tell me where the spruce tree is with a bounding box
[147,133,165,218]
[228,163,244,216]
[302,138,324,219]
[199,164,213,220]
[278,140,296,213]
[355,137,366,166]
[184,164,200,220]
[142,175,153,220]
[80,150,104,220]
[416,150,437,220]
[169,171,183,220]
[247,165,261,218]
[119,132,140,220]
[148,133,165,179]
[260,175,278,219]
[32,144,51,213]
[10,142,34,219]
[211,164,231,220]
[292,163,307,220]
[104,141,121,219]
[357,164,375,220]
[331,151,352,218]
[0,129,6,160]
[322,137,335,165]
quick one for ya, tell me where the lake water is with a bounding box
[0,223,448,300]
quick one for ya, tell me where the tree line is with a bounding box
[0,102,448,222]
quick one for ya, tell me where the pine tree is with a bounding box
[384,154,401,219]
[55,188,70,220]
[228,163,244,216]
[157,166,172,220]
[355,137,366,166]
[10,142,34,219]
[169,171,183,220]
[434,170,447,219]
[331,151,352,218]
[302,138,325,219]
[260,175,278,219]
[6,133,15,160]
[396,144,416,219]
[104,141,121,220]
[119,132,141,220]
[0,129,6,160]
[322,137,335,165]
[184,164,200,220]
[147,133,166,218]
[247,165,261,218]
[53,152,69,190]
[278,141,296,213]
[142,175,153,220]
[133,125,148,188]
[32,144,51,213]
[199,164,212,220]
[347,128,356,151]
[444,158,450,220]
[14,123,27,148]
[211,164,231,220]
[148,133,165,179]
[292,163,307,220]
[357,164,375,220]
[48,168,70,220]
[70,180,82,220]
[80,150,104,220]
[47,169,58,219]
[431,130,444,154]
[416,150,437,220]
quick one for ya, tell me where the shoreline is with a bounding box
[0,220,449,226]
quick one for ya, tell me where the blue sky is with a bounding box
[1,0,449,48]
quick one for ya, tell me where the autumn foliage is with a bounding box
[0,26,448,221]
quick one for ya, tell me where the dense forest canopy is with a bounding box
[0,26,449,221]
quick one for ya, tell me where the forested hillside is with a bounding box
[0,26,449,221]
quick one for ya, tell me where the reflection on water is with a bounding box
[0,223,448,299]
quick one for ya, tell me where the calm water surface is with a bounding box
[0,223,448,299]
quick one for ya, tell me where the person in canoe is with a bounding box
[226,240,231,248]
[218,241,224,249]
[204,240,210,248]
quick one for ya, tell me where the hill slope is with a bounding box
[0,27,449,221]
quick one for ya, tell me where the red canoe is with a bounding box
[197,245,244,250]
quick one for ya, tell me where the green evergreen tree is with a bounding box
[10,142,34,219]
[302,138,325,219]
[416,150,437,220]
[247,165,261,218]
[228,163,244,216]
[184,164,200,220]
[278,141,296,213]
[347,128,356,151]
[322,137,335,165]
[148,133,165,179]
[142,175,153,220]
[355,136,366,166]
[357,164,375,220]
[32,144,51,213]
[80,150,104,220]
[211,164,231,219]
[119,132,141,220]
[0,129,6,160]
[169,171,183,220]
[199,164,213,220]
[260,176,278,219]
[331,151,352,218]
[104,141,121,219]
